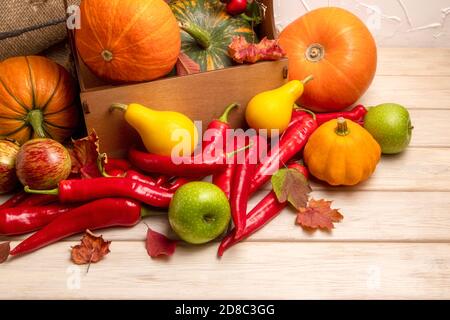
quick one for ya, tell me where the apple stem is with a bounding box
[24,186,59,195]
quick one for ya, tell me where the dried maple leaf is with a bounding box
[271,168,312,210]
[228,36,286,64]
[296,199,344,231]
[71,230,111,266]
[0,242,10,264]
[146,225,176,258]
[176,52,201,76]
[68,130,101,179]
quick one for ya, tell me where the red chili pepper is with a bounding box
[0,191,29,210]
[250,112,317,195]
[10,198,150,256]
[25,177,173,208]
[289,105,367,129]
[230,135,263,238]
[203,103,237,151]
[105,158,133,172]
[105,167,126,177]
[213,164,235,199]
[316,105,367,125]
[99,154,192,193]
[128,104,238,177]
[219,164,309,256]
[210,104,240,198]
[19,194,58,207]
[0,204,74,236]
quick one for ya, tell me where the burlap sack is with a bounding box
[0,0,80,61]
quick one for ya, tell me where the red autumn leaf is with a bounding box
[176,52,201,76]
[71,230,111,265]
[146,226,176,258]
[296,199,344,231]
[228,36,286,64]
[271,168,312,210]
[0,242,10,264]
[68,130,101,179]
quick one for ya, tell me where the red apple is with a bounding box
[16,139,72,190]
[0,139,20,194]
[226,0,248,16]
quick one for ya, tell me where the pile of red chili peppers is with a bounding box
[0,104,367,258]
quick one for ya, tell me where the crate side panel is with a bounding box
[82,60,288,156]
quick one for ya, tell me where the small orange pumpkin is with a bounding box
[279,7,377,112]
[0,56,78,145]
[304,118,381,186]
[75,0,181,83]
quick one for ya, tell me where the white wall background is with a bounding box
[274,0,450,47]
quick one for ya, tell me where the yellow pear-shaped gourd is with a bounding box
[304,118,381,186]
[111,103,198,156]
[245,76,312,136]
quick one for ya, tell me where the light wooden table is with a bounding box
[1,48,449,299]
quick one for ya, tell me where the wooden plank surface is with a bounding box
[1,242,449,299]
[377,48,450,76]
[1,48,450,300]
[360,76,450,110]
[3,191,450,243]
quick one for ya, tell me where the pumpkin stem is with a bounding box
[180,23,211,49]
[219,103,239,123]
[26,109,46,138]
[101,50,114,62]
[110,103,128,113]
[305,43,325,62]
[336,117,350,136]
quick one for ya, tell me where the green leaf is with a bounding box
[271,168,312,210]
[243,0,266,26]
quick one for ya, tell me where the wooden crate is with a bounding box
[69,0,287,156]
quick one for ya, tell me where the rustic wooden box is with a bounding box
[69,0,288,156]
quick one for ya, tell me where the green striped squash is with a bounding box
[170,0,257,71]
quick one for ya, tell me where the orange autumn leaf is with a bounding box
[71,230,111,265]
[228,36,286,64]
[0,242,10,264]
[176,52,201,76]
[296,199,344,231]
[68,130,101,179]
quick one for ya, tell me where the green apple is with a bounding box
[364,103,413,154]
[168,181,231,244]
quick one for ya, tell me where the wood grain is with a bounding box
[377,48,450,76]
[3,191,450,243]
[360,76,450,110]
[407,110,450,147]
[1,242,449,299]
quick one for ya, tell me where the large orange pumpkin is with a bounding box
[0,56,78,145]
[279,7,377,112]
[75,0,181,83]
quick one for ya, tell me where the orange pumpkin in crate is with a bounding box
[75,0,181,83]
[0,56,78,144]
[279,7,377,112]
